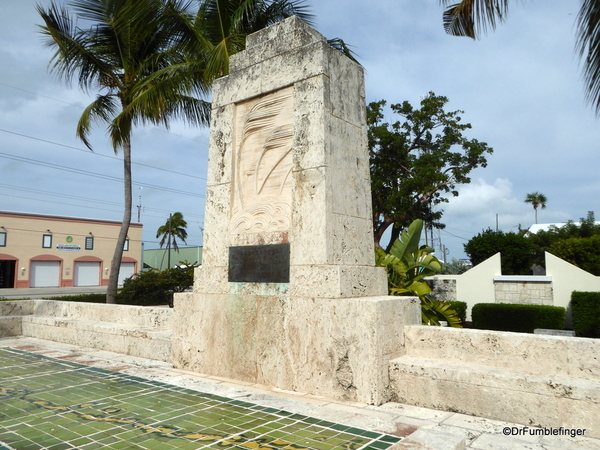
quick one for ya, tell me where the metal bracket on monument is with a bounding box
[228,244,290,283]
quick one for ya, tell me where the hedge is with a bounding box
[115,263,197,306]
[43,294,106,303]
[571,291,600,338]
[472,303,565,333]
[447,301,467,325]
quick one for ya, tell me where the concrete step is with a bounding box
[390,327,600,439]
[0,300,173,362]
[20,315,171,362]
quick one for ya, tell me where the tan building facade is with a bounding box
[0,211,142,289]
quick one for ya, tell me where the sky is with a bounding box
[1,0,599,262]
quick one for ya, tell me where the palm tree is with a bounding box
[525,192,547,224]
[156,212,188,269]
[38,0,211,303]
[178,0,355,84]
[187,0,314,82]
[439,0,600,114]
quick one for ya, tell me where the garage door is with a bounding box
[30,261,60,287]
[118,262,135,285]
[74,261,100,286]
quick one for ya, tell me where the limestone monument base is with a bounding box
[172,17,420,405]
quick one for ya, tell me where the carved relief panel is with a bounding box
[230,87,294,236]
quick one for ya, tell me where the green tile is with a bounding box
[368,440,394,449]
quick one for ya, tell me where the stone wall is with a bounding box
[493,278,553,305]
[428,277,457,303]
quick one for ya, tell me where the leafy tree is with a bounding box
[368,92,493,250]
[156,212,188,269]
[38,0,210,303]
[440,258,471,274]
[375,219,462,327]
[116,261,198,306]
[438,0,600,114]
[528,211,600,267]
[464,228,536,275]
[548,235,600,275]
[524,191,547,224]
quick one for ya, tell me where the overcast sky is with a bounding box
[1,1,598,261]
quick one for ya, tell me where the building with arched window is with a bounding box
[0,211,142,289]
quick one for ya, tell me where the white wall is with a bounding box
[429,252,600,324]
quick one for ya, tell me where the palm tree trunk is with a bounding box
[107,138,133,303]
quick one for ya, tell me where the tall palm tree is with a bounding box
[525,191,547,224]
[178,0,355,84]
[38,0,211,303]
[439,0,600,114]
[156,212,188,269]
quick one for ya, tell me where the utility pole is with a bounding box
[167,213,172,270]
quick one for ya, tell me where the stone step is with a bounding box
[403,325,600,380]
[389,355,600,439]
[20,315,171,362]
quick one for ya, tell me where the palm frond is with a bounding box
[439,0,510,39]
[577,0,600,115]
[76,94,120,150]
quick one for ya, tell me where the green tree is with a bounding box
[368,92,493,251]
[464,228,536,275]
[38,0,211,303]
[156,212,188,269]
[440,258,471,274]
[528,211,600,269]
[524,191,547,224]
[439,0,600,114]
[549,235,600,275]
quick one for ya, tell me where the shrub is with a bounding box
[464,229,536,275]
[549,236,600,275]
[43,294,106,303]
[571,291,600,337]
[472,303,565,333]
[115,262,197,307]
[447,301,467,324]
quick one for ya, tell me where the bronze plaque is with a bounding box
[228,244,290,283]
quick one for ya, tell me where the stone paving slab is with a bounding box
[1,337,599,450]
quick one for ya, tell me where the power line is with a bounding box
[0,151,205,198]
[0,81,210,147]
[0,183,204,220]
[0,128,206,181]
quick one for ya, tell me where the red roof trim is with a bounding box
[74,256,103,262]
[31,254,63,261]
[0,253,18,261]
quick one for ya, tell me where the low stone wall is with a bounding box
[494,276,553,305]
[389,325,600,438]
[0,300,172,362]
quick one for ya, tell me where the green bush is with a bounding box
[571,291,600,337]
[43,294,106,303]
[115,262,197,307]
[447,301,467,324]
[472,303,565,333]
[464,229,536,275]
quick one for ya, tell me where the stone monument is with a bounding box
[173,16,419,405]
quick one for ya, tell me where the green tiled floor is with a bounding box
[0,349,402,450]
